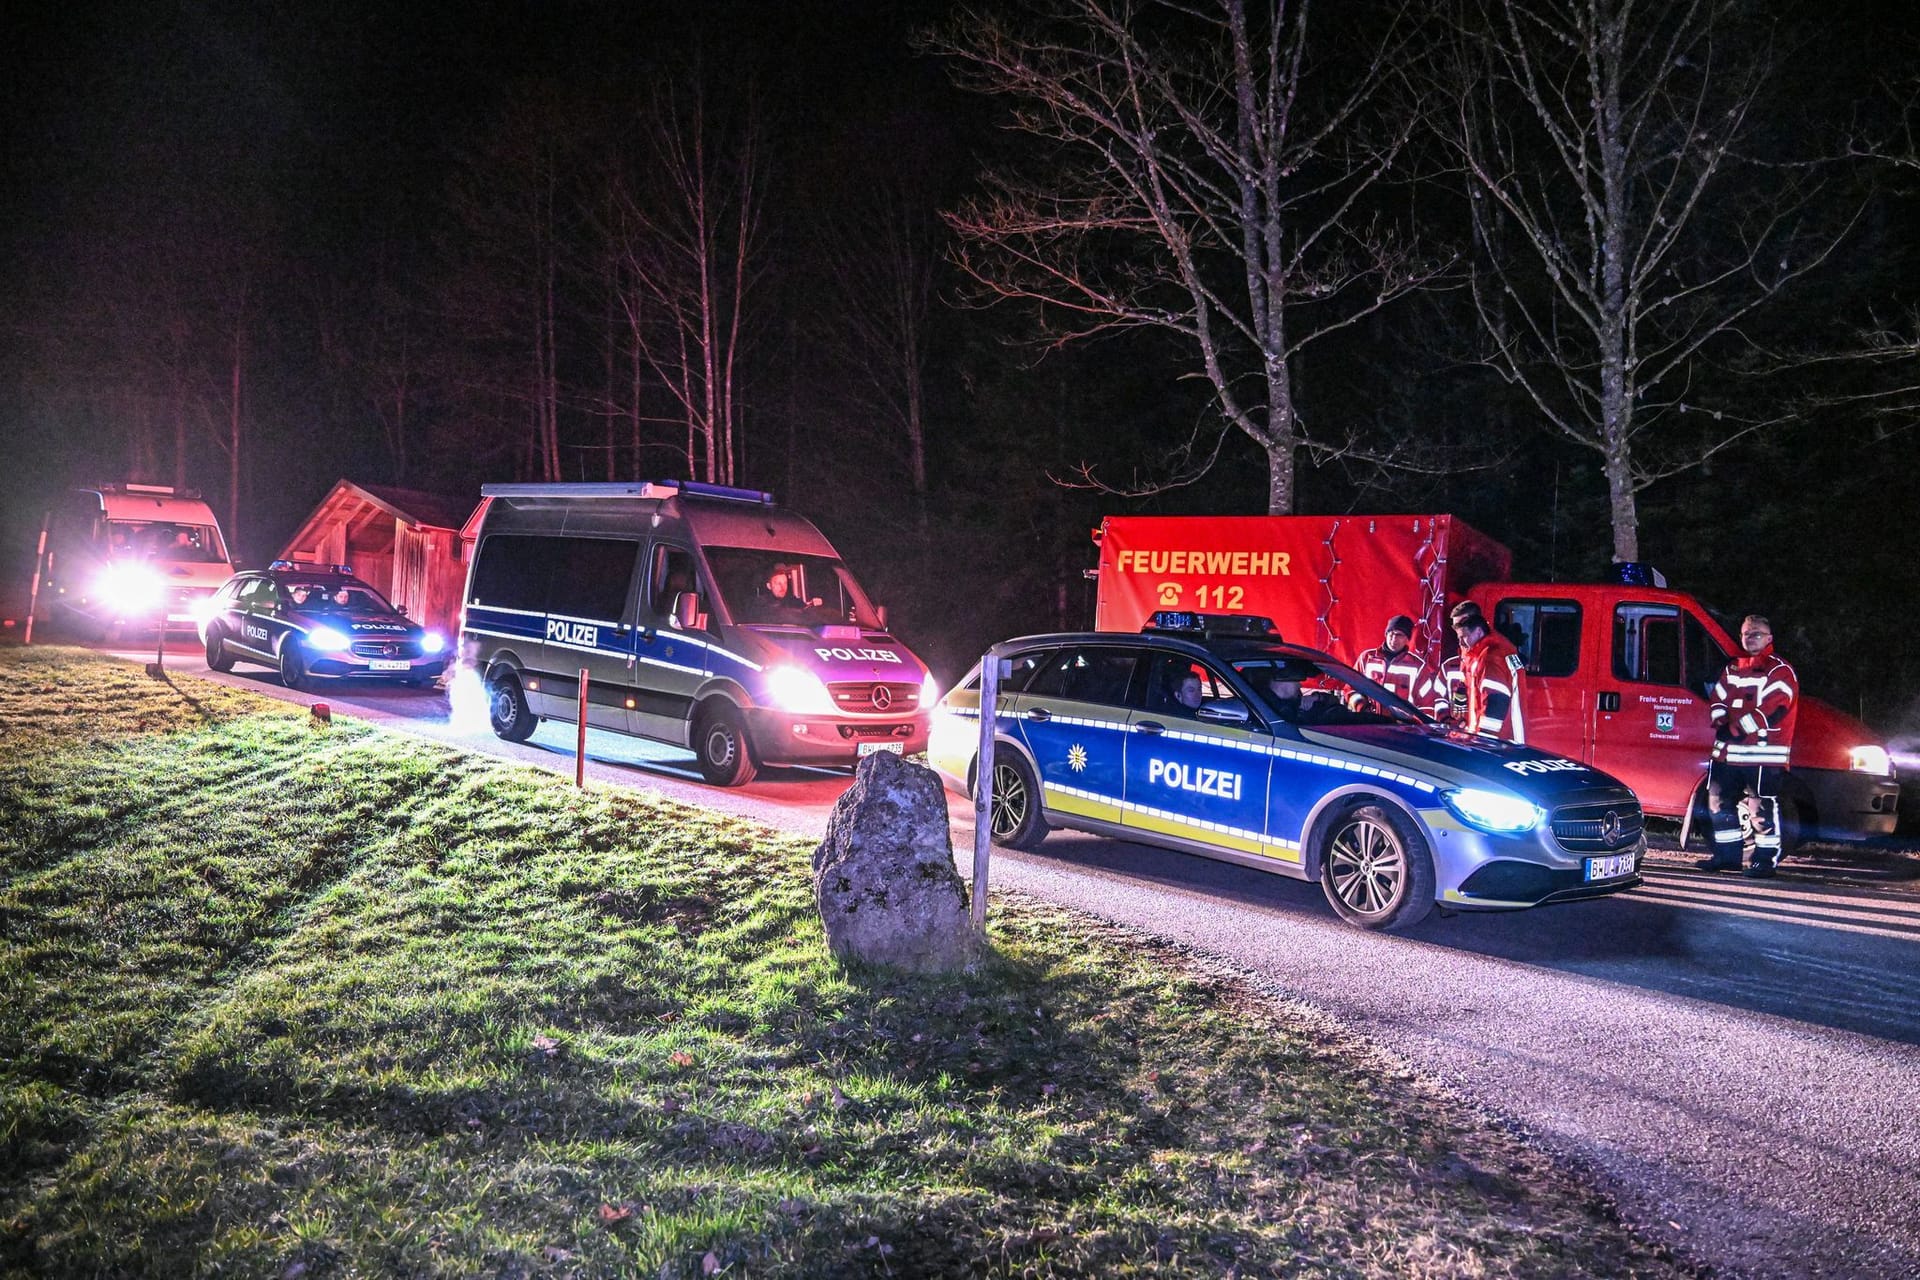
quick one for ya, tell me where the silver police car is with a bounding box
[929,613,1644,931]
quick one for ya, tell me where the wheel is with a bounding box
[205,624,236,672]
[695,705,757,786]
[488,671,539,743]
[986,751,1049,850]
[279,640,310,691]
[1318,802,1435,931]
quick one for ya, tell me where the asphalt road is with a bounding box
[102,644,1920,1279]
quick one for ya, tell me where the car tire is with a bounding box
[1318,802,1435,931]
[205,625,236,672]
[695,704,757,787]
[488,671,539,743]
[987,751,1049,850]
[279,639,310,691]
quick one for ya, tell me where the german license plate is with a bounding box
[857,741,904,757]
[1584,852,1637,881]
[368,659,410,672]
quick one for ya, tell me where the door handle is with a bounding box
[1598,691,1621,712]
[1135,720,1166,735]
[1025,708,1051,722]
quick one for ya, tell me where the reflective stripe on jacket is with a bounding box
[1710,647,1798,764]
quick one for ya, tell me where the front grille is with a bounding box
[836,723,914,740]
[1551,799,1644,853]
[827,681,921,714]
[351,638,423,659]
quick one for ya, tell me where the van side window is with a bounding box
[548,539,638,623]
[647,545,699,618]
[471,535,557,612]
[1494,599,1582,677]
[1026,647,1139,707]
[959,649,1056,694]
[1612,603,1683,687]
[1683,611,1730,697]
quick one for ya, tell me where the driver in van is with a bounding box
[762,565,821,611]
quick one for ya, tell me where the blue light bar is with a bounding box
[480,480,775,505]
[1144,611,1280,639]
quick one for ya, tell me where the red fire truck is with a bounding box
[1092,514,1900,845]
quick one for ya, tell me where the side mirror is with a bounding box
[672,590,703,632]
[1196,702,1251,726]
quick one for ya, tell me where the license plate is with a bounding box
[367,659,410,672]
[857,741,904,757]
[1585,852,1637,881]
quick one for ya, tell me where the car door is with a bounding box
[1012,645,1140,825]
[1124,652,1275,858]
[629,542,710,744]
[232,578,280,658]
[1590,600,1717,814]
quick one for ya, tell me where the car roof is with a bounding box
[995,630,1343,667]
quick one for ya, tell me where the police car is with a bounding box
[199,562,450,691]
[928,613,1644,931]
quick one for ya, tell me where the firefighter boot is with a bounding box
[1695,815,1745,872]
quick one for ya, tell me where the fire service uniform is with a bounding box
[1356,638,1434,709]
[1702,642,1799,875]
[1434,655,1466,722]
[1460,629,1528,744]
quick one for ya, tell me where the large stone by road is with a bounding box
[812,751,978,972]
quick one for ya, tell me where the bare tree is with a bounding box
[926,0,1436,515]
[605,73,767,485]
[1442,0,1852,561]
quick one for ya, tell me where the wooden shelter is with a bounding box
[278,481,477,637]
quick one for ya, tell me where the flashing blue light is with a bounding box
[1608,562,1668,588]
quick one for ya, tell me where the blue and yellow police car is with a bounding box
[928,612,1644,931]
[199,562,450,691]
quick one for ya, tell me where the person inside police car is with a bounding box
[1267,674,1337,724]
[1695,614,1799,879]
[1171,671,1205,716]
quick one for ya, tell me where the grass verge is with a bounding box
[1,647,1685,1277]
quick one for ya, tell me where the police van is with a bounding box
[459,481,936,784]
[929,612,1645,931]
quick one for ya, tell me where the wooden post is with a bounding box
[970,647,1004,928]
[575,668,590,788]
[23,517,48,646]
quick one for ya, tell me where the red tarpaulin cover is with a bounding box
[1093,514,1512,667]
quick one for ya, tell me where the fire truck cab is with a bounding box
[1091,514,1899,846]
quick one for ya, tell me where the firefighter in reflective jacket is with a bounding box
[1696,614,1799,879]
[1448,601,1527,743]
[1352,614,1434,709]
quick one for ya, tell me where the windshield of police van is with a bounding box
[111,521,227,564]
[1232,655,1427,728]
[704,548,880,628]
[284,580,394,615]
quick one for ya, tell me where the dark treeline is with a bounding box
[3,0,1918,735]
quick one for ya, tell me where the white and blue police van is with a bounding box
[459,481,936,785]
[929,612,1644,931]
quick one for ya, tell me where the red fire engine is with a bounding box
[1092,514,1899,845]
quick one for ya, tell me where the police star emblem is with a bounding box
[1067,743,1088,772]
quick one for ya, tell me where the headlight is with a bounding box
[1849,745,1892,777]
[1444,787,1546,835]
[921,671,940,708]
[421,632,447,654]
[766,666,835,715]
[96,562,163,612]
[306,625,352,652]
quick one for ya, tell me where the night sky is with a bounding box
[4,0,1919,724]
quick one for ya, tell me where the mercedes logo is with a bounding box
[1600,809,1622,845]
[870,684,893,711]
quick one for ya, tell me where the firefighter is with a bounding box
[1695,614,1799,878]
[1448,601,1527,743]
[1433,654,1466,722]
[1352,614,1433,709]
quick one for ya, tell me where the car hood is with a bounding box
[1298,723,1635,805]
[291,610,419,637]
[739,625,930,684]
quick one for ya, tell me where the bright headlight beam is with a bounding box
[306,625,352,652]
[1849,744,1892,777]
[766,665,835,715]
[422,632,447,654]
[1445,787,1546,835]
